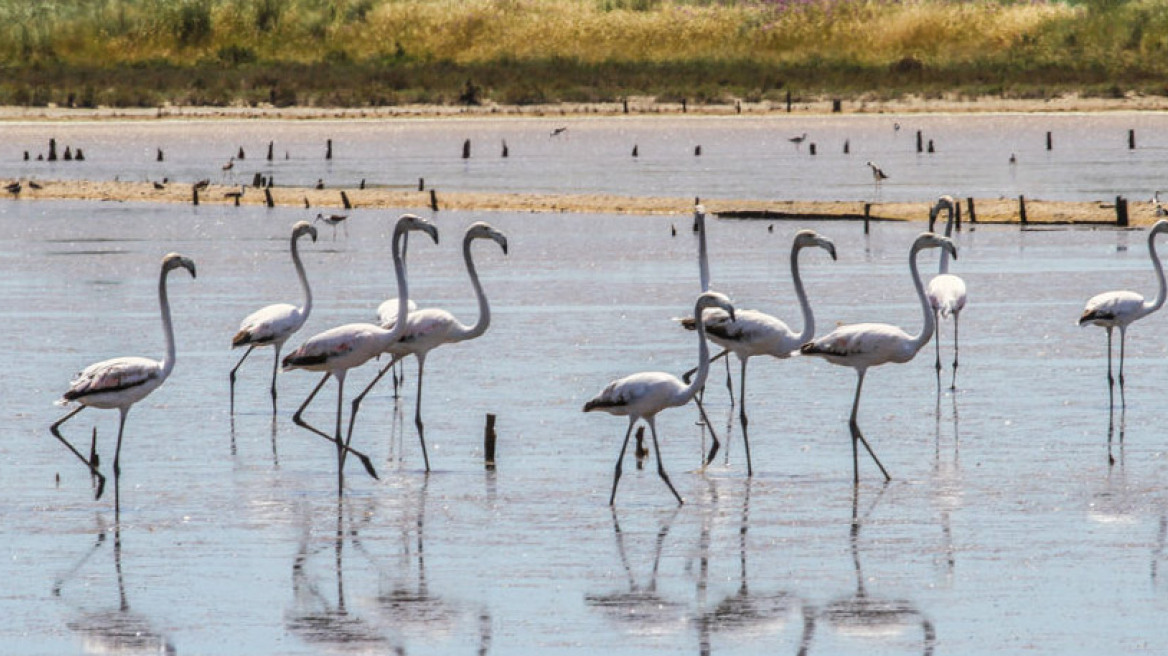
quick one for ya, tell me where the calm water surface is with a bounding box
[2,192,1168,652]
[4,113,1168,202]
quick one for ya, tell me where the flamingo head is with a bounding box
[695,290,735,323]
[928,195,957,231]
[794,229,837,261]
[466,221,508,255]
[395,213,439,246]
[292,220,318,243]
[162,252,197,279]
[913,232,956,261]
[1151,218,1168,239]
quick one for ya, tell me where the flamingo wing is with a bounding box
[1080,290,1144,326]
[233,303,303,346]
[282,323,386,370]
[801,323,916,365]
[61,356,161,403]
[583,372,684,415]
[397,308,457,345]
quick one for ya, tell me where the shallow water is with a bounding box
[5,113,1168,203]
[3,196,1168,654]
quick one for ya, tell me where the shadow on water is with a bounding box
[819,487,936,655]
[693,479,814,656]
[52,514,176,655]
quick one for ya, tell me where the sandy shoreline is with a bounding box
[6,178,1160,226]
[2,94,1168,123]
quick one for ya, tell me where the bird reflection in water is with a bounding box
[820,487,936,655]
[286,497,396,652]
[228,414,281,468]
[585,507,687,635]
[932,388,962,583]
[693,479,815,656]
[52,515,176,655]
[1107,404,1126,467]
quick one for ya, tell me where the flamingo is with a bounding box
[345,221,509,471]
[1079,219,1168,407]
[925,196,968,390]
[681,230,837,474]
[800,233,956,484]
[584,291,737,505]
[314,213,348,240]
[282,214,438,490]
[229,220,318,415]
[49,253,197,500]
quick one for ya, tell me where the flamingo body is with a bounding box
[376,298,418,328]
[924,196,968,389]
[927,274,966,319]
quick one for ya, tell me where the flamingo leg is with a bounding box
[1106,327,1115,407]
[698,396,722,469]
[335,373,345,494]
[933,310,943,384]
[950,313,960,391]
[738,357,753,476]
[414,354,431,471]
[848,371,890,484]
[1118,326,1128,407]
[344,355,403,449]
[49,405,108,499]
[648,417,683,505]
[112,407,129,479]
[228,344,257,415]
[683,349,729,384]
[270,342,283,415]
[292,373,379,480]
[609,419,636,505]
[723,353,734,407]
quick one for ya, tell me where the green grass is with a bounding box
[2,0,1167,108]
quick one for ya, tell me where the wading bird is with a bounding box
[1079,219,1168,407]
[682,230,837,474]
[866,161,889,187]
[925,196,968,390]
[49,253,197,500]
[789,133,808,150]
[801,233,956,484]
[230,221,318,415]
[282,214,438,490]
[345,222,509,471]
[585,291,737,506]
[315,213,348,240]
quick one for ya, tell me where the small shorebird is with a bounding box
[315,213,349,240]
[789,133,808,150]
[866,161,889,187]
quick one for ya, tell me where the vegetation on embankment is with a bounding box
[3,0,1167,109]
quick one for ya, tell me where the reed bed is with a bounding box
[2,0,1166,108]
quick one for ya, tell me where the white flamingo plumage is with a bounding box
[1079,219,1168,407]
[50,253,197,500]
[801,233,957,484]
[230,221,318,415]
[282,214,438,489]
[346,221,509,471]
[925,196,968,390]
[682,229,837,474]
[585,291,737,505]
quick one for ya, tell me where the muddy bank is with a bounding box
[5,178,1159,226]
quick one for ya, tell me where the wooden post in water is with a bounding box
[264,188,274,208]
[832,99,842,113]
[157,148,164,162]
[916,131,923,153]
[864,203,871,235]
[786,89,792,113]
[341,191,352,210]
[462,139,471,159]
[484,414,497,469]
[1129,129,1136,150]
[192,185,199,206]
[682,98,687,113]
[955,202,962,231]
[48,138,57,161]
[326,139,333,160]
[252,172,263,187]
[1019,195,1028,225]
[1116,195,1129,227]
[429,189,439,212]
[418,177,425,192]
[809,143,817,156]
[1046,131,1052,151]
[843,139,850,154]
[966,197,977,224]
[623,98,629,114]
[267,141,274,161]
[735,100,741,114]
[927,139,935,153]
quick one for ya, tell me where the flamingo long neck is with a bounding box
[385,227,412,344]
[1144,227,1167,315]
[291,232,312,317]
[158,266,177,376]
[681,301,713,404]
[457,235,491,342]
[908,244,936,355]
[939,205,955,274]
[697,212,710,292]
[790,243,816,345]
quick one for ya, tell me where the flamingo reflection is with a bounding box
[52,516,176,655]
[819,488,936,655]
